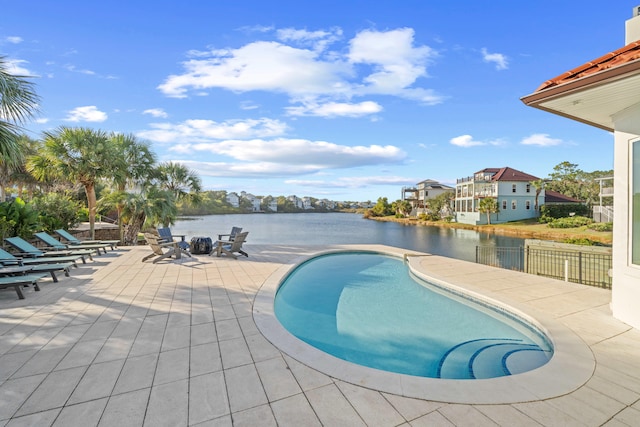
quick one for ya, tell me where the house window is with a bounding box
[502,200,507,210]
[633,140,640,265]
[512,184,517,193]
[526,200,531,210]
[526,184,531,193]
[512,201,517,210]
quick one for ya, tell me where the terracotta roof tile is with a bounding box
[535,41,640,91]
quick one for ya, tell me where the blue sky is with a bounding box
[2,1,632,202]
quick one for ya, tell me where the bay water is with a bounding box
[172,212,523,263]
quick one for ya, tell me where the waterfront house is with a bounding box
[226,192,240,208]
[521,7,640,329]
[455,167,543,225]
[402,179,454,216]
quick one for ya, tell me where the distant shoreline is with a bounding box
[367,216,613,245]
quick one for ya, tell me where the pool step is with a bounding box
[437,338,551,379]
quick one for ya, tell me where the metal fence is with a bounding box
[475,246,612,289]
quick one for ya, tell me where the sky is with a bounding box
[1,1,634,202]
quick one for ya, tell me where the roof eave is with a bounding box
[521,59,640,133]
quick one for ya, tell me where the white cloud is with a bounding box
[520,133,562,146]
[65,106,108,122]
[64,64,96,75]
[138,118,288,143]
[35,118,49,124]
[158,26,444,113]
[175,138,406,168]
[450,134,494,147]
[286,100,382,117]
[3,59,36,76]
[5,36,23,44]
[286,175,416,188]
[481,48,508,70]
[143,108,168,118]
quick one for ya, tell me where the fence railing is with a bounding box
[475,246,612,289]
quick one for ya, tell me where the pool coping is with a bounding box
[253,244,596,404]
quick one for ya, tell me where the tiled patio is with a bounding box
[1,243,639,426]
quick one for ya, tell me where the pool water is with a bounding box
[274,252,553,379]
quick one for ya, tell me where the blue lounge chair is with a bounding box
[0,262,72,283]
[0,273,48,299]
[34,232,108,255]
[4,237,92,263]
[54,229,119,249]
[0,247,81,268]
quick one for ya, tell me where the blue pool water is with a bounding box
[274,252,553,379]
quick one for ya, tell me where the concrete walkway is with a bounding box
[0,244,639,426]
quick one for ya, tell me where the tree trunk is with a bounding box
[123,212,146,245]
[85,182,97,240]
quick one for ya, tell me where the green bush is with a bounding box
[588,222,613,232]
[547,216,593,228]
[563,238,603,246]
[32,193,83,233]
[0,198,41,239]
[540,203,590,222]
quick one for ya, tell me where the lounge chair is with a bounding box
[0,247,81,268]
[3,237,91,263]
[157,227,191,252]
[0,272,48,299]
[34,232,109,255]
[0,262,73,283]
[142,232,191,263]
[54,229,119,249]
[212,231,249,259]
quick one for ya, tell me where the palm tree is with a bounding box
[155,161,202,210]
[28,127,117,239]
[0,56,40,171]
[478,197,499,225]
[108,133,157,241]
[530,179,545,213]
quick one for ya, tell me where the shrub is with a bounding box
[588,222,613,232]
[563,238,601,246]
[31,193,83,233]
[0,198,41,239]
[547,216,593,228]
[540,204,590,221]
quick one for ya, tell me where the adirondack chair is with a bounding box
[142,232,190,263]
[212,231,249,259]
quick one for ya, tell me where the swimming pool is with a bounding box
[274,251,553,379]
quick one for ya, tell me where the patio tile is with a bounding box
[55,338,105,370]
[190,322,217,346]
[231,404,276,427]
[282,354,333,392]
[435,404,498,427]
[188,371,229,424]
[53,398,108,427]
[15,366,87,417]
[475,404,541,427]
[305,383,366,426]
[68,359,125,405]
[0,350,36,382]
[5,408,60,427]
[215,319,242,341]
[112,353,158,394]
[381,393,445,422]
[219,338,252,369]
[245,334,280,362]
[270,393,321,427]
[11,346,72,378]
[409,411,456,426]
[144,379,189,427]
[336,381,404,427]
[190,342,222,377]
[99,388,150,427]
[154,347,189,385]
[0,374,46,421]
[224,364,268,413]
[255,356,302,401]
